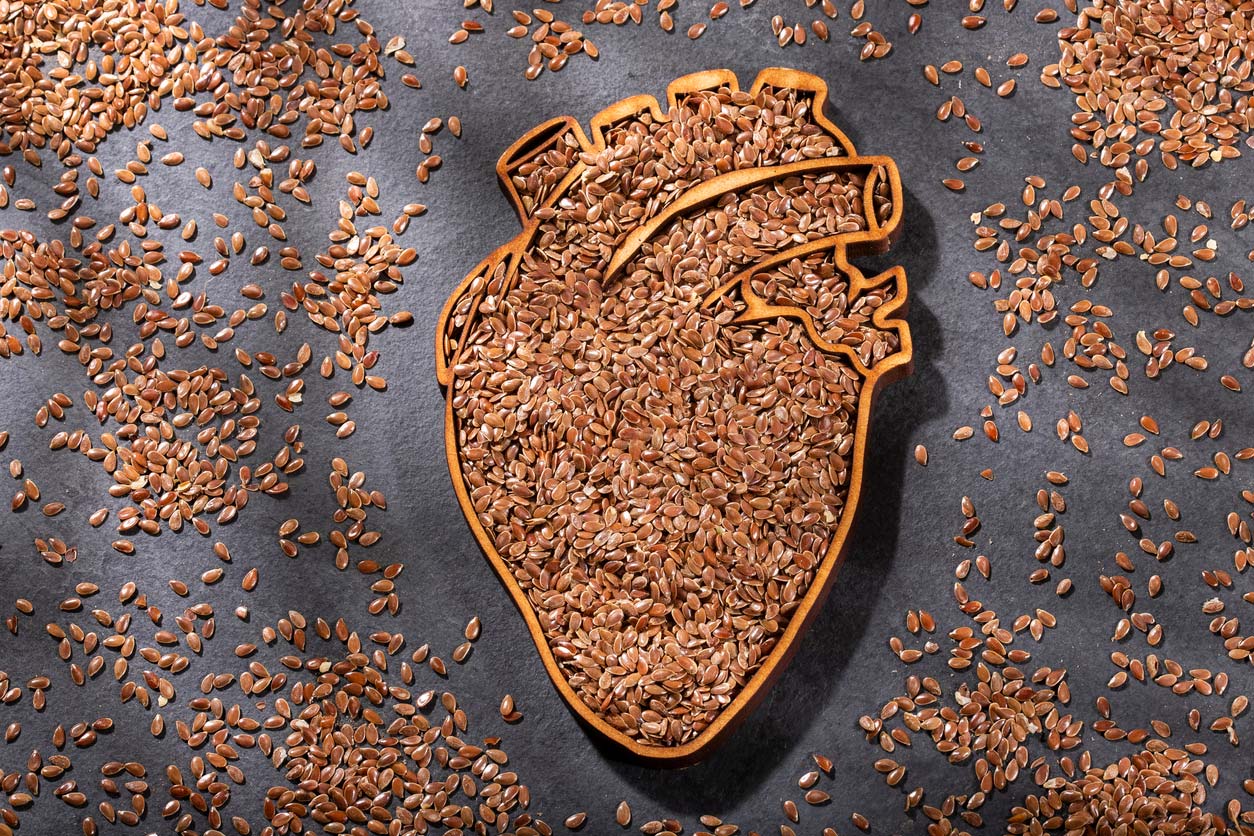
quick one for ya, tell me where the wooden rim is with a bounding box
[436,68,913,766]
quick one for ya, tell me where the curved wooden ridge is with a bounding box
[436,68,913,766]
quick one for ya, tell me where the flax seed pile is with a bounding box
[446,84,903,747]
[0,0,1252,835]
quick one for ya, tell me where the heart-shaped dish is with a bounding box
[437,68,912,765]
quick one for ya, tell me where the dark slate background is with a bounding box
[1,1,1252,834]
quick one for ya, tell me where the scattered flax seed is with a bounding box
[0,3,1250,834]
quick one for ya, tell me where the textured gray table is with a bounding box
[2,1,1252,834]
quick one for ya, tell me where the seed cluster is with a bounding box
[1047,0,1254,174]
[0,0,427,549]
[171,615,543,836]
[0,0,495,832]
[918,0,1254,195]
[505,8,600,79]
[1008,746,1233,836]
[968,180,1253,400]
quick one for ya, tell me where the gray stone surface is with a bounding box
[1,1,1252,834]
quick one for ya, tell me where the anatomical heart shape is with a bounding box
[437,69,912,764]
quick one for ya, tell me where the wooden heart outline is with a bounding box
[436,68,914,766]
